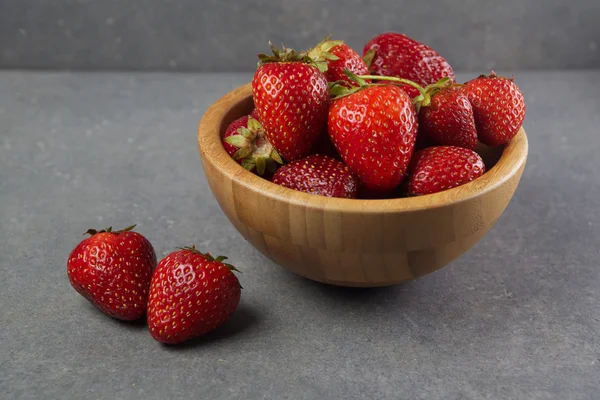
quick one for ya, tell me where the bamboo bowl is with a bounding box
[197,83,528,287]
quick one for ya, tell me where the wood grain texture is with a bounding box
[198,83,528,287]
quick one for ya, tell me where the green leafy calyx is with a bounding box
[307,36,344,73]
[178,245,241,275]
[258,42,317,69]
[413,77,457,111]
[84,224,136,236]
[224,116,283,175]
[328,70,371,99]
[362,48,376,68]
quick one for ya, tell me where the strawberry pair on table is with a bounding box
[223,32,526,198]
[67,226,241,344]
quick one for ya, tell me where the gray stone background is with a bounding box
[2,2,600,399]
[1,0,599,71]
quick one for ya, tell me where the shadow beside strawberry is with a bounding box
[159,304,261,350]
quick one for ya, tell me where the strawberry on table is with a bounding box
[407,146,485,196]
[252,43,330,161]
[308,38,370,86]
[222,115,283,175]
[328,73,419,194]
[147,246,241,344]
[66,225,156,321]
[363,32,455,98]
[271,154,359,199]
[461,72,526,146]
[419,84,478,150]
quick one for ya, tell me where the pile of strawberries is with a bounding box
[224,32,526,198]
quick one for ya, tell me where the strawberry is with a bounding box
[308,38,370,86]
[363,32,455,98]
[328,80,418,193]
[461,72,526,146]
[222,116,249,159]
[271,154,358,198]
[147,246,241,344]
[66,225,156,321]
[419,85,478,150]
[252,43,330,161]
[222,115,283,175]
[407,146,485,196]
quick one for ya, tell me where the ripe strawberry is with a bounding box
[308,39,369,86]
[328,83,418,193]
[419,86,478,150]
[222,116,249,158]
[363,32,455,98]
[147,246,241,344]
[407,146,485,196]
[222,115,283,175]
[66,225,156,321]
[461,72,526,146]
[252,43,330,161]
[271,154,358,198]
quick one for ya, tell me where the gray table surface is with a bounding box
[1,70,599,400]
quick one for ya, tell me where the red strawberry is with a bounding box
[308,39,369,86]
[407,146,485,196]
[252,43,330,161]
[461,72,526,146]
[271,154,358,198]
[419,86,478,150]
[147,246,241,344]
[363,32,455,98]
[66,225,156,321]
[222,115,283,175]
[328,83,418,193]
[222,116,248,158]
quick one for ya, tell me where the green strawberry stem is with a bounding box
[419,77,456,102]
[257,42,322,71]
[362,49,376,68]
[177,245,241,274]
[306,36,343,72]
[423,77,453,92]
[333,70,453,114]
[357,75,429,107]
[84,224,136,236]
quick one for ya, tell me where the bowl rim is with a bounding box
[198,83,528,214]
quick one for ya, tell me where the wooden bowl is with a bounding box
[197,83,528,287]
